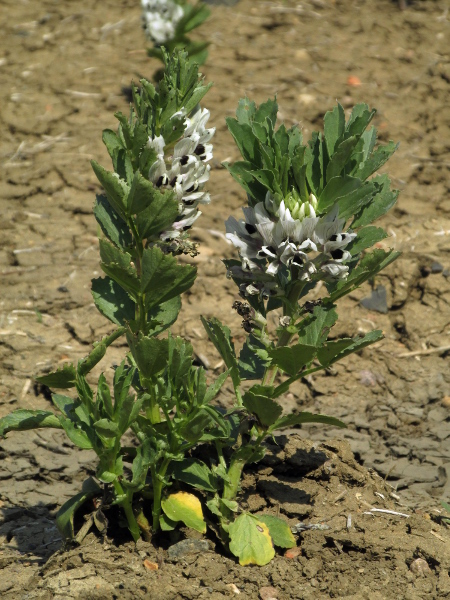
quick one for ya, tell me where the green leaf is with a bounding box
[134,188,179,240]
[177,408,216,443]
[161,491,206,533]
[167,335,194,388]
[256,515,296,548]
[115,112,132,149]
[159,513,177,531]
[169,459,216,492]
[326,135,360,181]
[297,303,338,347]
[128,334,169,380]
[97,454,123,483]
[147,296,181,336]
[119,395,144,435]
[58,415,94,450]
[316,339,355,367]
[94,418,120,438]
[228,513,275,566]
[141,247,196,310]
[236,97,256,125]
[250,169,277,194]
[324,103,345,157]
[200,317,240,390]
[203,369,231,405]
[346,226,387,256]
[317,330,384,367]
[239,335,269,380]
[91,276,136,326]
[272,412,346,431]
[226,118,261,166]
[346,104,376,137]
[56,478,101,540]
[102,129,124,162]
[127,440,154,490]
[242,388,282,428]
[352,174,399,228]
[306,132,325,195]
[112,362,135,418]
[268,344,317,377]
[223,161,268,202]
[36,364,77,389]
[52,393,76,417]
[254,97,278,127]
[206,497,222,518]
[220,498,239,512]
[91,161,129,219]
[0,409,62,437]
[99,239,139,296]
[318,175,362,213]
[128,171,156,215]
[96,374,113,419]
[335,181,377,221]
[354,140,399,181]
[93,194,132,250]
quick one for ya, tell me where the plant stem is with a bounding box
[215,441,227,472]
[151,457,171,534]
[262,281,304,387]
[142,377,161,424]
[113,479,140,542]
[222,456,247,503]
[221,433,266,520]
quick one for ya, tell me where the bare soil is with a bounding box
[0,0,449,598]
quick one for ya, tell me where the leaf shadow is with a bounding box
[0,504,62,564]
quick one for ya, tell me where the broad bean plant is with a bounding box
[0,50,400,566]
[142,0,210,66]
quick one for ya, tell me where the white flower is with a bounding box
[141,0,184,45]
[320,262,349,280]
[226,196,357,293]
[146,107,215,240]
[147,134,165,157]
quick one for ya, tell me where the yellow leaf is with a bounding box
[161,491,206,533]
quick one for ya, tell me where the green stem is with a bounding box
[151,457,171,534]
[128,217,146,332]
[113,479,140,542]
[221,433,266,524]
[222,456,247,503]
[262,281,304,387]
[215,441,227,472]
[103,326,127,346]
[142,377,161,424]
[272,363,325,398]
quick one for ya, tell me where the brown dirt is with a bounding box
[0,0,449,598]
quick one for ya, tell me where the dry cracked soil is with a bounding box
[0,0,450,598]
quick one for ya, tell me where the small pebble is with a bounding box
[360,285,388,314]
[442,396,450,408]
[167,539,210,561]
[284,547,302,559]
[430,261,443,274]
[226,583,241,595]
[410,557,431,577]
[143,559,158,571]
[259,586,279,600]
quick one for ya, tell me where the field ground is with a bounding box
[0,0,449,598]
